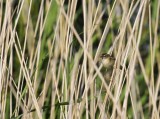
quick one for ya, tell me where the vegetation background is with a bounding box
[0,0,160,119]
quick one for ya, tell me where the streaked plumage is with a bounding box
[99,53,115,68]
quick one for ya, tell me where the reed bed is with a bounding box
[0,0,160,119]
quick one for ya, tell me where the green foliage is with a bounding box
[2,0,160,118]
[39,0,58,70]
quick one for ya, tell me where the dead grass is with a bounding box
[0,0,160,119]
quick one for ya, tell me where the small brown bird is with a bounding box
[99,53,125,82]
[99,53,115,68]
[98,53,116,83]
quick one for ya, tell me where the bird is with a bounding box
[98,53,116,83]
[99,53,125,82]
[99,53,116,68]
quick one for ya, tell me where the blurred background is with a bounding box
[0,0,160,119]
